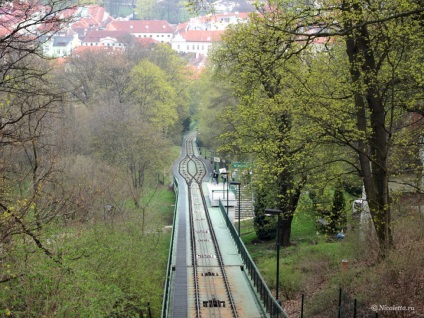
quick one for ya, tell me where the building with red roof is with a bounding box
[106,20,174,43]
[187,12,250,31]
[171,12,249,56]
[171,29,224,56]
[81,30,131,48]
[70,5,114,40]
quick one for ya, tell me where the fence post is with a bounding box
[353,299,357,318]
[338,287,342,318]
[300,294,304,318]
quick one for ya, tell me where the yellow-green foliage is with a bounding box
[207,0,424,252]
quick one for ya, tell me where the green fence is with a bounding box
[218,199,289,318]
[161,176,179,318]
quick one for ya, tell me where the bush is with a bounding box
[253,186,277,240]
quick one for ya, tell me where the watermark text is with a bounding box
[371,304,415,312]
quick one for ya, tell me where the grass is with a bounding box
[239,196,353,305]
[236,191,424,318]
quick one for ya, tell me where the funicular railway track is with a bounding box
[178,134,239,318]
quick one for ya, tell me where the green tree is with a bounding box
[330,188,346,234]
[129,59,178,130]
[258,0,424,254]
[253,185,277,240]
[201,0,424,255]
[210,18,315,247]
[135,0,157,19]
[194,68,238,150]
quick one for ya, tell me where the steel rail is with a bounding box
[197,183,239,318]
[178,134,238,318]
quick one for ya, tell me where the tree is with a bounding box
[64,47,188,201]
[194,68,238,149]
[253,185,278,240]
[330,188,346,234]
[129,59,178,130]
[135,0,158,19]
[199,0,424,255]
[125,44,192,141]
[0,0,80,266]
[256,0,424,254]
[210,17,316,247]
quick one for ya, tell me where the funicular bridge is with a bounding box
[161,132,289,318]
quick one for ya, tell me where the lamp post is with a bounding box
[226,179,229,215]
[221,172,228,201]
[230,182,241,236]
[265,208,282,303]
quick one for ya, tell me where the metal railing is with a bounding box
[218,199,289,318]
[161,176,179,318]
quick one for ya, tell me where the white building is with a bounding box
[171,29,224,56]
[42,33,80,57]
[106,20,174,43]
[81,30,130,48]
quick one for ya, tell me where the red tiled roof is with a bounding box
[71,19,91,30]
[82,30,130,43]
[70,5,112,32]
[175,22,189,34]
[106,20,174,33]
[176,30,224,42]
[87,5,106,25]
[58,7,78,19]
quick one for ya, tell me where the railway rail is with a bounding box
[162,132,288,318]
[179,134,238,318]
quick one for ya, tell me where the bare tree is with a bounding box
[0,0,80,268]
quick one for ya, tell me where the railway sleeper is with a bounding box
[203,298,225,308]
[196,254,216,258]
[201,271,218,276]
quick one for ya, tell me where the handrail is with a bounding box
[161,175,179,318]
[218,200,289,318]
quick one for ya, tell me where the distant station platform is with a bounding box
[207,182,237,207]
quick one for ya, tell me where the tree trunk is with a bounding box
[343,1,393,255]
[277,168,303,247]
[279,215,293,247]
